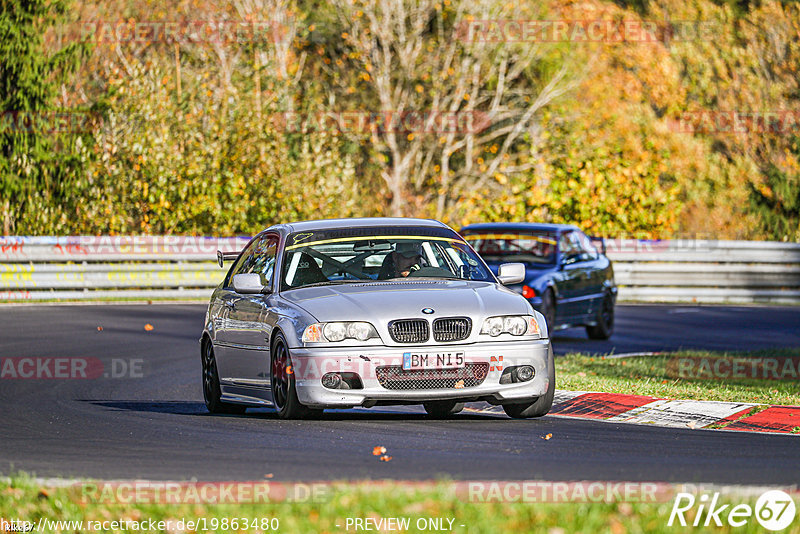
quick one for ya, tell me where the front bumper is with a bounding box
[290,339,552,408]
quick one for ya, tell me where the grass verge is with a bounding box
[557,348,800,405]
[2,475,799,534]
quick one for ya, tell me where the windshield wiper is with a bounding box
[382,276,462,282]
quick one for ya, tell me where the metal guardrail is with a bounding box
[1,236,799,303]
[0,237,247,301]
[605,239,800,304]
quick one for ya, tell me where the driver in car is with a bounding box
[380,242,423,278]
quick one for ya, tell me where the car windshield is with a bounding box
[281,227,494,290]
[462,230,557,265]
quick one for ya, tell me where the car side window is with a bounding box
[558,232,583,263]
[228,234,278,289]
[577,232,599,260]
[225,239,258,287]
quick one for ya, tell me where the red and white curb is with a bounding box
[471,391,800,435]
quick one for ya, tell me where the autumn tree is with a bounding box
[749,137,800,241]
[326,0,572,219]
[78,0,362,234]
[0,0,90,234]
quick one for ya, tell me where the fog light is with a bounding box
[514,365,534,382]
[321,372,342,389]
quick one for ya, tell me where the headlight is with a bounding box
[503,316,527,335]
[347,322,374,341]
[302,323,325,343]
[480,315,540,338]
[323,322,347,342]
[302,322,379,343]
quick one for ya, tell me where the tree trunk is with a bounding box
[2,199,10,235]
[385,165,406,217]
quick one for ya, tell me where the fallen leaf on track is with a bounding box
[144,324,154,331]
[372,446,387,456]
[542,433,553,440]
[96,326,103,331]
[379,455,393,462]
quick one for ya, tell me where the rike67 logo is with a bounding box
[669,490,796,531]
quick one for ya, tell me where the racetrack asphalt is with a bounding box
[1,303,798,483]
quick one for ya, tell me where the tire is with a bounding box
[271,332,323,419]
[541,288,556,333]
[202,340,247,415]
[423,400,465,418]
[586,292,614,340]
[502,344,555,419]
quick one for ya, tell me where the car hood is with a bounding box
[280,280,530,322]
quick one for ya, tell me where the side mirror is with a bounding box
[217,250,240,268]
[232,273,266,294]
[497,263,525,285]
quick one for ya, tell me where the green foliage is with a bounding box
[0,0,90,234]
[2,0,800,240]
[749,137,800,241]
[79,54,362,234]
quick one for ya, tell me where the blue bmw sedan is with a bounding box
[460,223,617,339]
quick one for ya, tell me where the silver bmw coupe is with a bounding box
[201,218,554,419]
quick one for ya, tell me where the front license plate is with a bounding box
[402,352,465,370]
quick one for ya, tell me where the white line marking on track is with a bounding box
[606,399,757,428]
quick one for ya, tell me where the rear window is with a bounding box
[462,231,557,265]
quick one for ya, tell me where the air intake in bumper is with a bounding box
[375,363,489,390]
